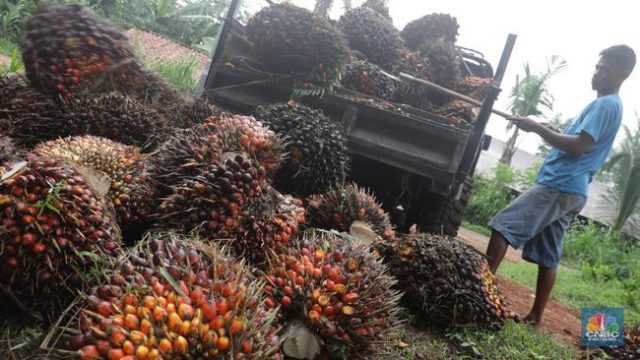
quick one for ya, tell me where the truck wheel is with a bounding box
[436,177,473,236]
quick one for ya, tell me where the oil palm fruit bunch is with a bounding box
[30,136,154,233]
[21,4,143,102]
[236,187,306,264]
[417,39,461,104]
[306,183,395,241]
[156,152,268,237]
[255,103,350,198]
[392,51,434,110]
[150,122,224,193]
[0,74,61,147]
[342,60,396,100]
[362,0,392,21]
[246,3,350,96]
[401,13,459,51]
[0,158,121,313]
[457,76,492,101]
[339,6,405,70]
[433,99,477,128]
[44,232,280,359]
[385,233,508,329]
[603,324,640,359]
[208,114,283,177]
[264,232,401,359]
[58,91,171,151]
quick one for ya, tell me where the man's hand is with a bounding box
[507,116,540,133]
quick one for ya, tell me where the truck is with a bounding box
[199,0,517,236]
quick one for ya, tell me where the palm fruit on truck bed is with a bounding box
[246,3,350,96]
[43,232,280,359]
[416,38,462,105]
[342,59,397,100]
[362,0,392,22]
[264,231,402,359]
[401,13,459,51]
[0,158,121,316]
[339,6,405,71]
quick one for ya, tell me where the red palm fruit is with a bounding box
[45,233,279,359]
[264,231,401,358]
[0,158,120,315]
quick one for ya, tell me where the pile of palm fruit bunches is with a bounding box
[245,0,492,129]
[0,3,512,359]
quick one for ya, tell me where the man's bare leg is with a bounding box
[524,265,557,328]
[486,230,509,273]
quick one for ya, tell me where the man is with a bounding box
[486,45,636,328]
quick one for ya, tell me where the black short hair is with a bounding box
[601,45,636,77]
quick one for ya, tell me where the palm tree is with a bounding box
[499,56,567,165]
[602,117,640,232]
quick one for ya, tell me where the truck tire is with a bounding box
[436,177,473,236]
[407,177,473,237]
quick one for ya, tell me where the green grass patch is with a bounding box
[0,38,18,55]
[148,56,200,94]
[498,261,640,325]
[451,320,581,359]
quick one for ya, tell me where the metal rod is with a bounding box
[399,72,513,119]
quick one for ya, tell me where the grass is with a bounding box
[0,38,18,55]
[451,320,581,360]
[148,56,200,94]
[498,260,640,325]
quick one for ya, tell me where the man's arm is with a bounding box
[509,116,594,156]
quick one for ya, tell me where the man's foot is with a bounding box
[522,313,541,329]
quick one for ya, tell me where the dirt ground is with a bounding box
[0,54,10,69]
[458,228,582,348]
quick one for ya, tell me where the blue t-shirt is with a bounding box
[536,94,622,197]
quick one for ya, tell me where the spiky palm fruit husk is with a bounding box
[416,39,461,104]
[314,0,334,16]
[208,114,283,177]
[157,152,268,235]
[0,74,62,147]
[0,158,121,313]
[306,183,395,241]
[21,4,143,102]
[362,0,392,21]
[603,324,640,359]
[392,52,434,110]
[255,103,350,197]
[31,136,154,232]
[44,233,280,359]
[385,233,509,329]
[400,13,459,51]
[58,91,171,151]
[265,232,401,359]
[339,7,405,70]
[342,60,396,100]
[433,99,477,128]
[456,76,492,101]
[150,123,223,193]
[246,3,350,96]
[131,70,218,128]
